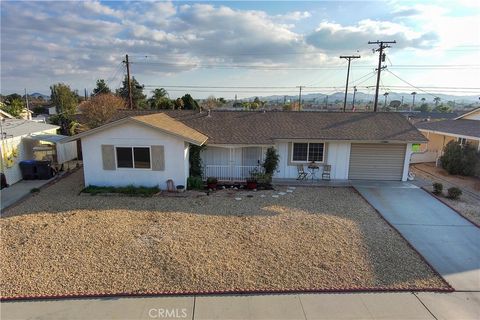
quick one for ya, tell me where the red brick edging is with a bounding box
[0,285,453,302]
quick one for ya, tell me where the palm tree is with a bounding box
[433,97,441,106]
[383,92,389,108]
[410,92,417,111]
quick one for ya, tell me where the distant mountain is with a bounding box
[252,92,480,105]
[29,92,50,100]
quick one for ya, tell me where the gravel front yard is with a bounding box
[1,170,449,298]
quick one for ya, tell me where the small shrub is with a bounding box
[187,176,203,190]
[206,177,218,184]
[83,185,159,197]
[432,182,443,195]
[447,187,462,200]
[30,188,40,193]
[263,147,279,175]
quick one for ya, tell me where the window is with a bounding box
[292,142,324,162]
[116,147,133,168]
[116,147,151,169]
[292,143,308,161]
[457,137,467,146]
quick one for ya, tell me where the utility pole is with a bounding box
[411,92,416,111]
[339,55,361,112]
[24,88,29,111]
[297,86,303,110]
[368,40,396,112]
[84,88,88,101]
[352,86,358,110]
[123,54,133,109]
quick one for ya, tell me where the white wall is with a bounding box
[81,122,189,189]
[274,141,351,179]
[403,143,413,181]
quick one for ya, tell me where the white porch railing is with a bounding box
[204,165,261,181]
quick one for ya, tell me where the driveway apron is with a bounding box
[353,181,480,291]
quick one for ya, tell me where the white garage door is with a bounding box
[348,144,406,180]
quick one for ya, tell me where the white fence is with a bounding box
[204,165,261,181]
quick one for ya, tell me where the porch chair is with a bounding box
[322,165,331,181]
[296,165,308,180]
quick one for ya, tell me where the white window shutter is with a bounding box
[101,145,115,170]
[151,145,165,171]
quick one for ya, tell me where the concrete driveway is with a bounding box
[353,181,480,291]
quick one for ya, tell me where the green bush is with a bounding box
[189,144,205,177]
[206,177,218,184]
[432,182,443,195]
[263,147,279,175]
[447,187,462,200]
[187,176,203,190]
[83,185,159,197]
[440,141,479,176]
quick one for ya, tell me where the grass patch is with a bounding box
[83,185,160,197]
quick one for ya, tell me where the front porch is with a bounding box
[201,145,268,181]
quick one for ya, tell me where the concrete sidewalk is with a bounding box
[353,181,480,291]
[2,292,479,320]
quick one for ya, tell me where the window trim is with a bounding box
[115,146,152,170]
[290,141,325,164]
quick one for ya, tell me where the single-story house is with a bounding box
[0,119,78,185]
[66,110,427,189]
[412,107,480,164]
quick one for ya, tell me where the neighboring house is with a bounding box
[400,111,459,124]
[0,119,78,185]
[412,107,480,164]
[67,110,426,189]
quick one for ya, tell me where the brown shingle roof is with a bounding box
[416,119,480,138]
[111,110,427,144]
[132,113,208,145]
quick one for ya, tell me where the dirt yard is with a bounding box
[412,163,480,225]
[1,170,449,298]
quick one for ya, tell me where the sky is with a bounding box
[1,0,480,99]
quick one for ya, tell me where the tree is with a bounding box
[415,103,431,112]
[80,94,125,128]
[181,94,199,110]
[92,79,111,95]
[116,76,147,109]
[433,97,441,106]
[174,98,184,109]
[389,100,401,111]
[440,141,479,176]
[0,98,24,117]
[434,104,452,113]
[201,95,220,110]
[148,88,173,110]
[411,92,417,109]
[50,83,78,118]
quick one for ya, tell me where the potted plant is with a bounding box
[206,177,218,190]
[246,177,257,190]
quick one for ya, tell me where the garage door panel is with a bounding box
[349,144,406,180]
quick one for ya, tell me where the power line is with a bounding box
[130,61,480,70]
[385,70,439,98]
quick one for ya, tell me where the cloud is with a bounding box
[306,19,438,52]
